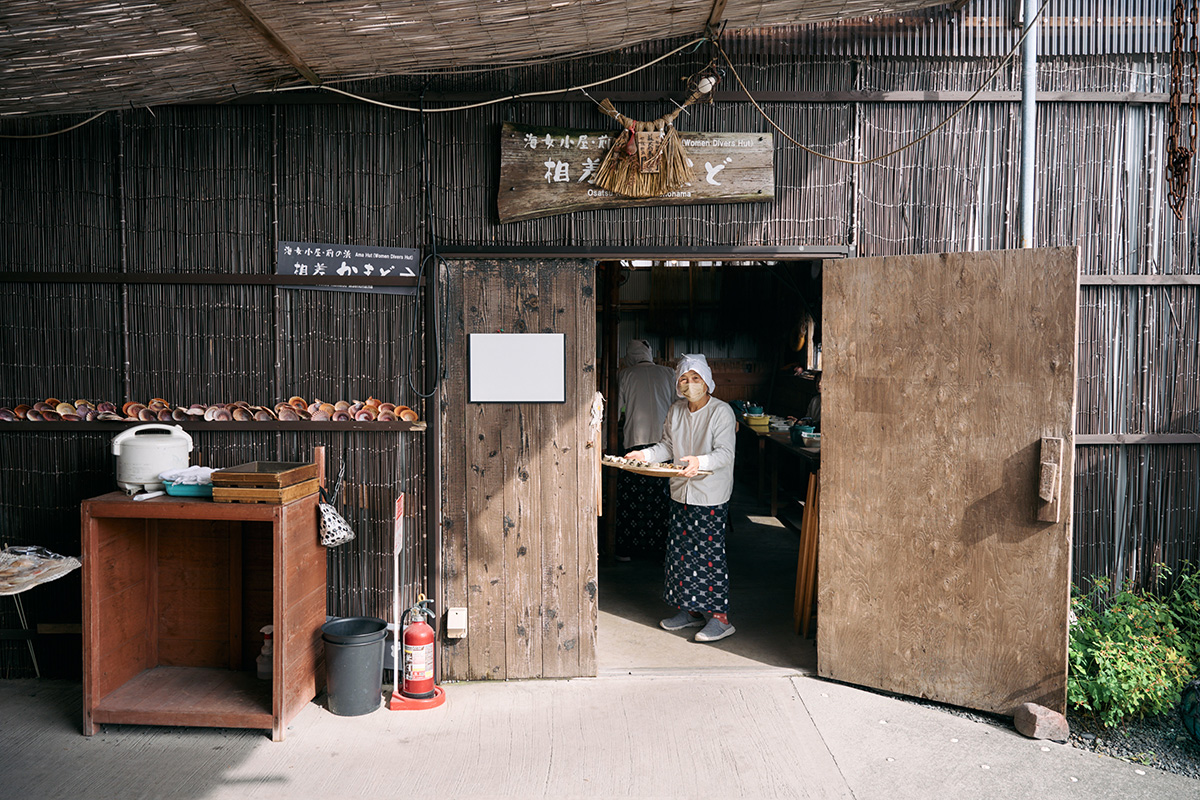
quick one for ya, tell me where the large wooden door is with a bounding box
[439,259,598,681]
[818,248,1078,715]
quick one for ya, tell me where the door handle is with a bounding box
[1039,461,1058,502]
[1037,436,1063,522]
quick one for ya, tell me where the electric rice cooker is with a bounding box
[112,424,193,495]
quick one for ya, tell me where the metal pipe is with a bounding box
[1019,0,1038,248]
[426,256,443,676]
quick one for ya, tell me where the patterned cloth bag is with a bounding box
[318,470,354,547]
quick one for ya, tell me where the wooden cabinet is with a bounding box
[82,492,325,741]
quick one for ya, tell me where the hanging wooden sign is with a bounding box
[497,122,774,223]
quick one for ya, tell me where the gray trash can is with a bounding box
[321,616,388,716]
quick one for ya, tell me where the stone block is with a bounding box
[1013,702,1069,742]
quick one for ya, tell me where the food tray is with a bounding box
[212,478,320,505]
[163,480,213,498]
[212,461,318,488]
[601,454,712,477]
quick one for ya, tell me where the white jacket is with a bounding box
[617,359,675,449]
[641,397,736,506]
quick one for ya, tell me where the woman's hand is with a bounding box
[678,455,700,477]
[625,450,648,462]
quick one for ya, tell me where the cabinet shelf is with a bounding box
[82,492,326,741]
[91,666,273,730]
[0,420,425,433]
[0,271,421,288]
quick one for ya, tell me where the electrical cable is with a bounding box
[714,0,1052,166]
[1,35,709,137]
[275,37,710,113]
[0,110,108,139]
[408,87,445,399]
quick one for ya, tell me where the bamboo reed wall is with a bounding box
[0,107,430,678]
[1,40,1197,675]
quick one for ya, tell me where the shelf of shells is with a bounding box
[0,396,426,432]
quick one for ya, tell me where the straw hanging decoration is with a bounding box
[594,74,718,198]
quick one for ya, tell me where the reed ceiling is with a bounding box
[1,0,948,118]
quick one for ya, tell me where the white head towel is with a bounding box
[675,353,715,397]
[625,339,653,366]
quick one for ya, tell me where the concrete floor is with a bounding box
[4,667,1194,799]
[3,486,1198,798]
[597,486,816,676]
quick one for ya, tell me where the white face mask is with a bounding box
[680,382,708,402]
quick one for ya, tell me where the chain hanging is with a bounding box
[1167,0,1199,220]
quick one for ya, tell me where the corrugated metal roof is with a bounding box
[722,0,1177,57]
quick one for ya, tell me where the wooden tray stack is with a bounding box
[212,461,320,504]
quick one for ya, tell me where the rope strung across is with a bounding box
[713,0,1052,167]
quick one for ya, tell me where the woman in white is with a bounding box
[626,354,737,642]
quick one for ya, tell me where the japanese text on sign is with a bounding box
[498,122,774,223]
[276,241,419,295]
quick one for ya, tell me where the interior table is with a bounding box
[735,423,776,507]
[82,491,325,741]
[765,432,820,519]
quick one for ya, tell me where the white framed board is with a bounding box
[468,333,566,403]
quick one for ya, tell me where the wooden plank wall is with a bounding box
[440,259,597,680]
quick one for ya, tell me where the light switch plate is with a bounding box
[446,607,467,639]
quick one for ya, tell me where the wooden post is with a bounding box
[313,446,325,489]
[601,261,621,558]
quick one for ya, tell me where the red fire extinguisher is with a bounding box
[401,598,436,698]
[389,595,446,710]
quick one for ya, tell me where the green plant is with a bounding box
[1068,577,1194,728]
[1161,562,1200,665]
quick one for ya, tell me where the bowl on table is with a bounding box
[799,432,821,450]
[744,414,769,432]
[790,424,814,445]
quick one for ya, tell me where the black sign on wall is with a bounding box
[276,241,419,295]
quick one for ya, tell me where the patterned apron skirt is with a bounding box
[615,444,670,555]
[662,500,731,614]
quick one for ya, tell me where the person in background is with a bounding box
[614,339,676,560]
[802,372,821,432]
[626,353,737,643]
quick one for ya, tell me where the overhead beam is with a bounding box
[1076,434,1200,445]
[707,0,728,30]
[1079,274,1200,285]
[436,245,848,261]
[224,0,322,85]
